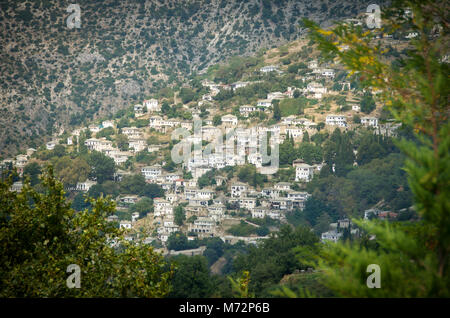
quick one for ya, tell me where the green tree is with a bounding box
[174,205,186,226]
[360,92,376,114]
[54,156,90,187]
[96,127,115,139]
[167,232,197,251]
[279,135,296,165]
[313,213,332,235]
[297,142,323,164]
[0,168,172,297]
[302,131,310,143]
[323,129,355,177]
[88,151,115,184]
[273,101,281,121]
[52,144,66,158]
[161,101,171,115]
[23,162,41,186]
[116,134,129,151]
[179,87,196,104]
[213,114,222,126]
[120,174,164,198]
[303,0,450,297]
[232,225,319,296]
[168,255,213,298]
[129,197,153,218]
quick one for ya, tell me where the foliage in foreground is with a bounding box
[300,0,450,297]
[0,167,173,297]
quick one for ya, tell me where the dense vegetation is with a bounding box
[0,168,172,297]
[1,0,447,299]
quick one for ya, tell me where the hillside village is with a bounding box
[2,26,412,256]
[1,0,448,300]
[0,0,381,156]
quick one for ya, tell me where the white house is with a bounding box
[361,117,379,127]
[308,60,318,69]
[405,32,419,39]
[89,125,101,133]
[128,138,147,152]
[306,82,327,95]
[153,198,173,217]
[285,127,303,139]
[10,181,23,193]
[189,217,216,237]
[251,207,270,219]
[287,191,309,201]
[120,220,132,230]
[274,182,291,191]
[282,115,297,126]
[364,208,381,220]
[196,188,215,200]
[102,120,115,129]
[84,138,113,152]
[132,212,140,223]
[351,104,361,112]
[149,115,163,129]
[157,221,179,242]
[134,104,145,116]
[257,99,272,108]
[321,230,343,243]
[119,195,140,204]
[214,176,227,187]
[201,125,221,141]
[15,154,28,169]
[267,210,281,220]
[239,105,257,117]
[203,94,213,102]
[231,182,248,197]
[76,180,97,192]
[141,164,162,180]
[143,98,160,112]
[163,173,181,183]
[231,81,249,90]
[221,114,238,126]
[270,197,292,211]
[46,141,56,150]
[180,121,193,130]
[108,150,132,165]
[248,152,262,168]
[121,127,142,138]
[239,197,257,210]
[184,187,198,200]
[208,204,225,222]
[260,65,279,73]
[26,148,36,156]
[293,160,314,182]
[326,115,348,127]
[321,68,335,79]
[267,92,286,101]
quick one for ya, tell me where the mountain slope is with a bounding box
[0,0,379,156]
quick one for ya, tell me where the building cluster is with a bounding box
[4,51,399,253]
[320,218,359,243]
[178,124,281,179]
[118,175,313,245]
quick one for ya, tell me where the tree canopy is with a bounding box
[0,168,172,297]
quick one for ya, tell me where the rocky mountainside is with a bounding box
[0,0,377,156]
